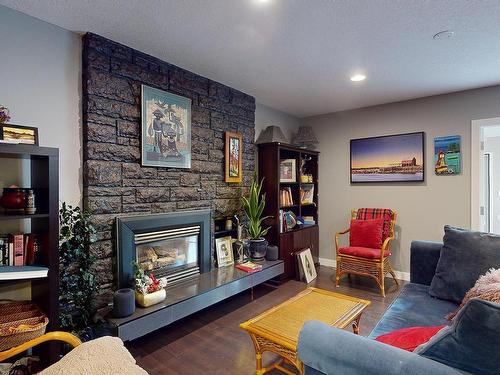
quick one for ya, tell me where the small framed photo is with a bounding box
[215,236,234,267]
[280,159,296,182]
[0,124,39,145]
[225,131,243,183]
[297,248,317,283]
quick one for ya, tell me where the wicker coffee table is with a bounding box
[240,287,370,375]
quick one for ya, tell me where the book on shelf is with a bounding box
[235,261,263,273]
[302,215,316,225]
[300,185,314,205]
[1,232,40,267]
[12,233,24,266]
[279,209,284,234]
[279,187,294,207]
[0,266,48,280]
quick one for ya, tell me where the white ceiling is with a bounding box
[2,0,500,118]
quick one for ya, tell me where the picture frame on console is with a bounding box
[225,131,243,183]
[350,131,425,183]
[141,84,192,169]
[215,236,234,267]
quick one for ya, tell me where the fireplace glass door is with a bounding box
[135,225,200,282]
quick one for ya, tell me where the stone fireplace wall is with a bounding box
[81,33,256,307]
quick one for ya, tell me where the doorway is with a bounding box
[471,118,500,234]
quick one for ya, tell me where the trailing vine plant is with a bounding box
[59,202,98,334]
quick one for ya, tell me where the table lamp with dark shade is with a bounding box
[255,125,288,144]
[292,126,319,150]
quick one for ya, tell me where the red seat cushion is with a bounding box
[375,326,446,352]
[349,218,384,248]
[339,246,391,259]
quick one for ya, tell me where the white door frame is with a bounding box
[471,117,500,231]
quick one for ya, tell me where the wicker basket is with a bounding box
[0,300,49,351]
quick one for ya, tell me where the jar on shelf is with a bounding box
[25,189,36,215]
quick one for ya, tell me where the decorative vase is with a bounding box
[266,245,279,261]
[113,288,136,318]
[249,238,268,260]
[0,188,26,213]
[135,288,166,308]
[0,105,10,124]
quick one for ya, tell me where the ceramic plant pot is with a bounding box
[135,288,166,308]
[249,238,268,260]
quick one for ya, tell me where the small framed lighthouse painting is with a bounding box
[141,85,191,169]
[225,131,243,183]
[434,135,461,175]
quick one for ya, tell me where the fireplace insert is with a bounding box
[116,210,211,288]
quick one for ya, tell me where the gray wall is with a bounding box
[0,5,82,205]
[255,102,301,143]
[305,85,500,275]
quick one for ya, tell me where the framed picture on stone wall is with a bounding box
[141,84,191,168]
[225,131,243,183]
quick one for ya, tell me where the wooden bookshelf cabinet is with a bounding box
[257,142,319,279]
[0,144,59,364]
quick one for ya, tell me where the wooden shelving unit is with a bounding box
[0,143,59,364]
[258,142,319,279]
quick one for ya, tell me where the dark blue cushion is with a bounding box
[429,226,500,303]
[410,240,442,286]
[368,283,458,339]
[416,299,500,375]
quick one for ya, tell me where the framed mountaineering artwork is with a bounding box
[141,85,192,168]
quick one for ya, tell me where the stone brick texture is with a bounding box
[82,33,256,309]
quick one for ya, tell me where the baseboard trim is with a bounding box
[393,270,410,281]
[318,257,410,281]
[318,257,336,268]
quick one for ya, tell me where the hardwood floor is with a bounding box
[127,266,404,374]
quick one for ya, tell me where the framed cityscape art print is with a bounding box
[141,85,191,168]
[350,132,425,183]
[225,131,243,183]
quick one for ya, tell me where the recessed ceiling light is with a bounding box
[350,74,366,82]
[433,30,455,40]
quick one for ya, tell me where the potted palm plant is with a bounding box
[241,176,271,259]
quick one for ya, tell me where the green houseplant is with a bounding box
[241,176,271,259]
[59,203,98,334]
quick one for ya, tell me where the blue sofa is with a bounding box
[297,240,498,374]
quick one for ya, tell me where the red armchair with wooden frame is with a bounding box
[334,208,398,296]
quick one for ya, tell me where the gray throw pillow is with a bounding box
[429,226,500,303]
[415,299,500,375]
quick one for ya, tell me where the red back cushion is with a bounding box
[375,326,445,352]
[349,218,384,248]
[356,208,394,241]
